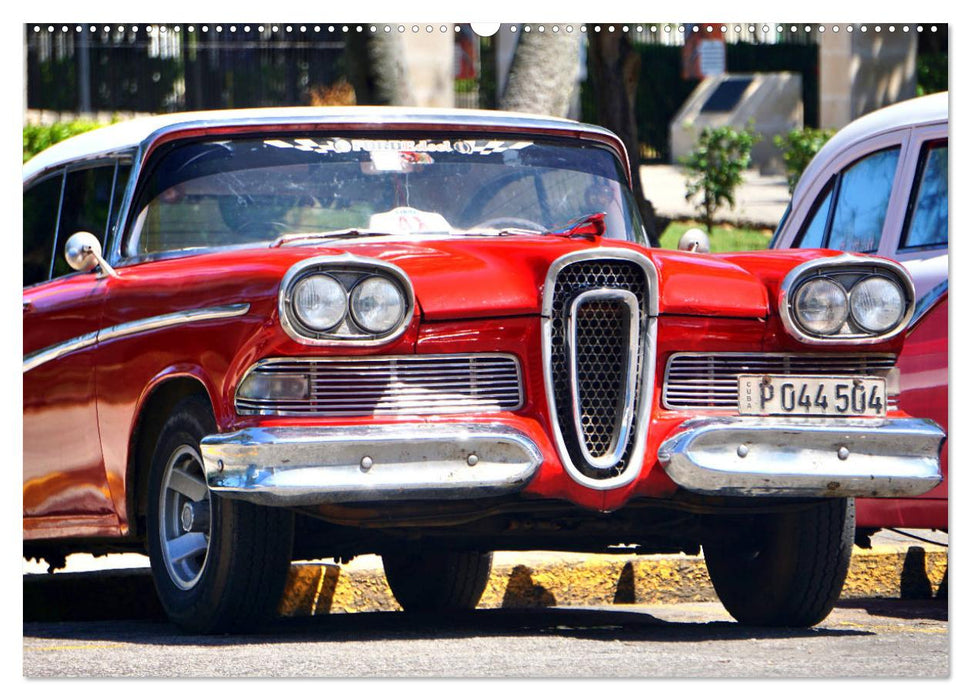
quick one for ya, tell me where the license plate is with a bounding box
[737,375,887,417]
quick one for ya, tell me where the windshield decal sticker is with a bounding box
[264,137,533,156]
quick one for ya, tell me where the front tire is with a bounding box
[703,498,854,627]
[383,550,493,613]
[146,396,294,633]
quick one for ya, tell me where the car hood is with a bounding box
[118,237,775,321]
[309,237,773,320]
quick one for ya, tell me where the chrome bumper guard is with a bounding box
[200,424,542,506]
[657,416,944,498]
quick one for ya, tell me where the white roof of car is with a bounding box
[23,106,618,183]
[793,92,948,201]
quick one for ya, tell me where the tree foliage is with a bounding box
[23,121,103,162]
[773,127,836,194]
[681,125,760,234]
[586,30,659,246]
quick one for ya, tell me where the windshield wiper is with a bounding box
[270,229,393,247]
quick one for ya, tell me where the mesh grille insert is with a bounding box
[550,260,647,479]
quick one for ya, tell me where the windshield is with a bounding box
[126,133,646,256]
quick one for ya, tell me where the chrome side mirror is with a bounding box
[677,228,711,254]
[64,231,119,277]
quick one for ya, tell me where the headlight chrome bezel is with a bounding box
[779,254,915,345]
[279,255,414,346]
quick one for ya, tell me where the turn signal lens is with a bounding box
[237,373,309,401]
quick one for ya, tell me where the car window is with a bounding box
[793,181,834,249]
[792,147,900,253]
[52,164,119,278]
[107,163,132,240]
[827,147,900,253]
[899,141,948,250]
[23,173,64,287]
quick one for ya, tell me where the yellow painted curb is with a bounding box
[278,545,948,617]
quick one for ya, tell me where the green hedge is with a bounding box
[23,121,103,163]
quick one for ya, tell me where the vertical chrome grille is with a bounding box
[549,259,648,480]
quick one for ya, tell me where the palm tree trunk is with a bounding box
[587,30,659,246]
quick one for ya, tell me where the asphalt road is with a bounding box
[23,599,947,678]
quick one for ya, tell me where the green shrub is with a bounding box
[23,121,103,163]
[916,53,947,97]
[773,127,836,194]
[681,125,760,235]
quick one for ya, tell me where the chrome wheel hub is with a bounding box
[159,444,212,590]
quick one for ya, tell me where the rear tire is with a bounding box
[146,396,294,634]
[383,550,493,613]
[703,498,854,627]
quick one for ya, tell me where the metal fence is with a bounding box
[26,24,346,114]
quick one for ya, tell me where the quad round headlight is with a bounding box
[793,277,848,335]
[849,276,906,333]
[350,276,405,334]
[291,274,347,331]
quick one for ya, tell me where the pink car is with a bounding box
[771,92,948,534]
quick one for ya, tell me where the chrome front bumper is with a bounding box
[200,424,542,506]
[657,416,944,498]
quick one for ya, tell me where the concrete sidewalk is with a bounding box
[23,530,947,621]
[279,530,947,616]
[640,164,791,230]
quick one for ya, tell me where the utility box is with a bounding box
[670,72,803,175]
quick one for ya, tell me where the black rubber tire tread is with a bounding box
[146,395,294,634]
[382,550,493,613]
[703,498,854,627]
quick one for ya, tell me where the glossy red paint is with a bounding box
[24,231,926,536]
[856,294,948,529]
[23,273,117,534]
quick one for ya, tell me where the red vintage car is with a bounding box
[23,108,944,633]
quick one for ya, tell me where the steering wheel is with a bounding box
[232,219,290,238]
[472,217,546,232]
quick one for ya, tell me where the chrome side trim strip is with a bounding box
[23,331,99,374]
[567,289,639,469]
[541,248,659,491]
[97,303,251,344]
[200,423,542,507]
[657,416,944,498]
[22,303,250,373]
